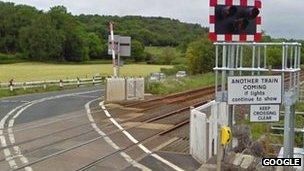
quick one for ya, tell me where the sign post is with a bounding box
[108,23,131,77]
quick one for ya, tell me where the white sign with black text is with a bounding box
[228,75,282,105]
[250,105,280,122]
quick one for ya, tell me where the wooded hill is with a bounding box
[0,1,207,62]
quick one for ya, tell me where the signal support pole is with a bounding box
[283,92,296,158]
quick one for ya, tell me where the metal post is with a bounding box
[215,45,219,97]
[289,46,293,89]
[290,105,295,155]
[236,45,240,75]
[282,44,286,93]
[216,128,223,171]
[252,44,256,75]
[240,46,243,75]
[258,46,261,75]
[228,45,235,149]
[283,92,295,158]
[117,51,121,77]
[264,45,267,68]
[221,45,227,98]
[298,46,301,96]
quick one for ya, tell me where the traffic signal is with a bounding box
[209,0,262,42]
[215,5,260,34]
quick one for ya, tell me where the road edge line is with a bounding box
[85,99,151,171]
[100,101,185,171]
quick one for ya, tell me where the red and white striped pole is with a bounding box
[109,22,118,77]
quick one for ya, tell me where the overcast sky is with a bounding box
[3,0,304,39]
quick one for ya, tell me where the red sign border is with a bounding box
[209,0,262,42]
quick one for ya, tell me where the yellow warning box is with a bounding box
[221,127,232,146]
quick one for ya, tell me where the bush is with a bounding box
[160,64,188,76]
[0,53,25,64]
[146,73,214,95]
[186,38,215,75]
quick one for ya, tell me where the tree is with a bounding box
[87,33,104,59]
[131,40,145,62]
[160,47,178,65]
[186,38,215,75]
[19,14,64,61]
[48,6,90,62]
[0,2,38,53]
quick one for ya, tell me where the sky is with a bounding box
[3,0,304,39]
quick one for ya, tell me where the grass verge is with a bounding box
[0,85,90,99]
[146,73,215,95]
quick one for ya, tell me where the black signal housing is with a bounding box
[215,5,260,34]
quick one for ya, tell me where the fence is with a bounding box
[0,76,105,91]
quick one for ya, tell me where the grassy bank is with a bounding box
[0,85,82,99]
[146,73,215,95]
[0,62,171,82]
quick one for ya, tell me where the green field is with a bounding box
[0,63,171,82]
[145,46,181,56]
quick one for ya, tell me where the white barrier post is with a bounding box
[59,79,63,88]
[43,81,47,89]
[9,79,14,92]
[77,77,80,87]
[22,82,26,90]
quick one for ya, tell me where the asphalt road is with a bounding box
[0,85,199,171]
[0,86,103,125]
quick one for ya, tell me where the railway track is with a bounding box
[126,86,214,109]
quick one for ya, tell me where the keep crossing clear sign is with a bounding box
[228,75,282,105]
[250,105,280,122]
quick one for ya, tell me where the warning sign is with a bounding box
[228,75,282,105]
[250,105,280,122]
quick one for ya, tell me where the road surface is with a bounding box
[0,86,199,171]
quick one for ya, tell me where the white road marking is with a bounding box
[8,102,37,169]
[0,100,30,103]
[100,101,185,171]
[0,103,29,169]
[85,99,151,171]
[0,89,102,170]
[104,110,111,117]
